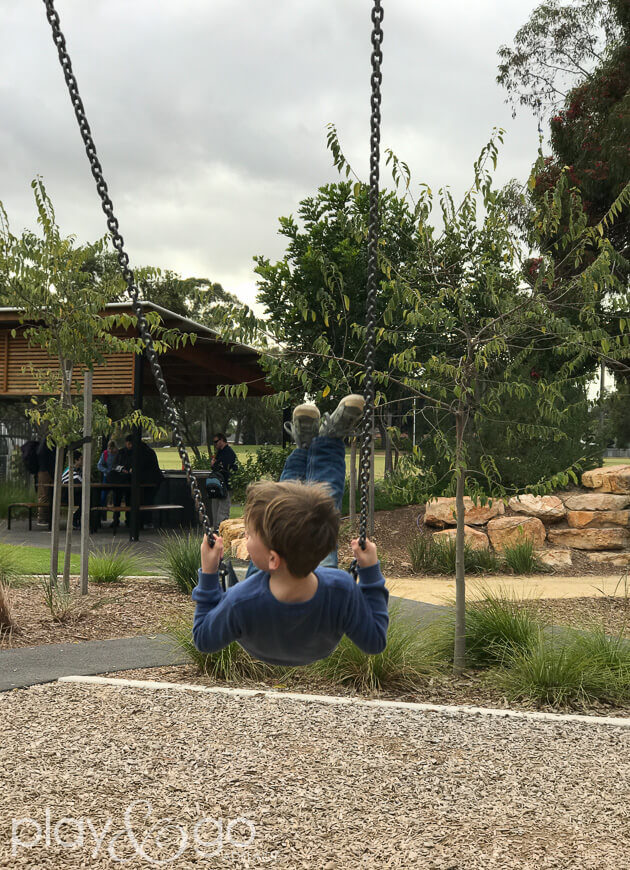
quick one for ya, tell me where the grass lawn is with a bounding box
[155,445,388,478]
[603,456,630,465]
[3,545,81,575]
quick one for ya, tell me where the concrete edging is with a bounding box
[58,675,630,729]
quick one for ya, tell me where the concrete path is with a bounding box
[388,573,627,605]
[0,634,188,692]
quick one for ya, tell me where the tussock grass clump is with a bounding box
[0,545,22,635]
[426,586,542,668]
[159,532,201,594]
[0,583,15,633]
[408,535,500,575]
[309,606,443,693]
[0,543,22,585]
[464,587,541,667]
[493,628,630,708]
[39,579,80,624]
[164,617,285,682]
[88,544,140,585]
[502,539,544,575]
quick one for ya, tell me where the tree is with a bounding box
[0,180,179,588]
[498,0,630,264]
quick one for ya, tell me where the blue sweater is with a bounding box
[191,563,389,667]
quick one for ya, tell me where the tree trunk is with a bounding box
[384,409,393,476]
[453,410,467,675]
[204,407,213,457]
[51,358,72,587]
[62,455,74,592]
[80,369,93,595]
[49,444,63,586]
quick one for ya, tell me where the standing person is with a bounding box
[211,433,237,527]
[97,439,119,507]
[36,436,56,527]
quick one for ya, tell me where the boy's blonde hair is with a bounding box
[243,480,340,577]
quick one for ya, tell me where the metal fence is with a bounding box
[0,420,36,481]
[604,448,630,458]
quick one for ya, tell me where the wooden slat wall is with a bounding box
[0,330,134,396]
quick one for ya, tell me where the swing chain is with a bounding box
[42,0,215,543]
[358,0,383,551]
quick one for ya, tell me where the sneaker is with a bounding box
[319,394,365,439]
[283,404,321,449]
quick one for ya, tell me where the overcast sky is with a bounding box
[0,0,543,312]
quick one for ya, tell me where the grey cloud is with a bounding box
[1,0,543,298]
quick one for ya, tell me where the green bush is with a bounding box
[230,445,293,501]
[308,606,441,692]
[493,629,630,708]
[502,538,544,574]
[159,532,201,594]
[88,545,140,585]
[408,535,500,575]
[0,479,36,520]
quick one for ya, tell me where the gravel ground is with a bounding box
[2,681,630,868]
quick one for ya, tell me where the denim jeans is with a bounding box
[244,436,346,576]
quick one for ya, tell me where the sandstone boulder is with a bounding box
[581,465,630,494]
[561,493,630,511]
[584,551,630,568]
[219,518,246,549]
[232,536,250,560]
[535,548,572,570]
[424,497,504,528]
[567,510,630,529]
[432,526,490,550]
[508,495,565,522]
[547,527,630,551]
[486,516,546,552]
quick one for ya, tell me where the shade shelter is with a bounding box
[0,301,273,538]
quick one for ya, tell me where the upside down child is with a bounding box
[191,395,389,667]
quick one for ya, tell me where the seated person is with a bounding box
[191,395,389,667]
[109,434,164,528]
[97,439,119,508]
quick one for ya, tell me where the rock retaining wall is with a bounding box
[423,465,630,569]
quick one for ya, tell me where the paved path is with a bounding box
[0,595,444,692]
[388,573,627,604]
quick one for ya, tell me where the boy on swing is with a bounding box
[192,395,389,667]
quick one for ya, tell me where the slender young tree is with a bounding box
[0,180,185,589]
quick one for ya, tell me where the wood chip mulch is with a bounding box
[3,681,630,868]
[0,577,192,649]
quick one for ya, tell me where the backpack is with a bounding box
[205,469,227,499]
[21,440,39,474]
